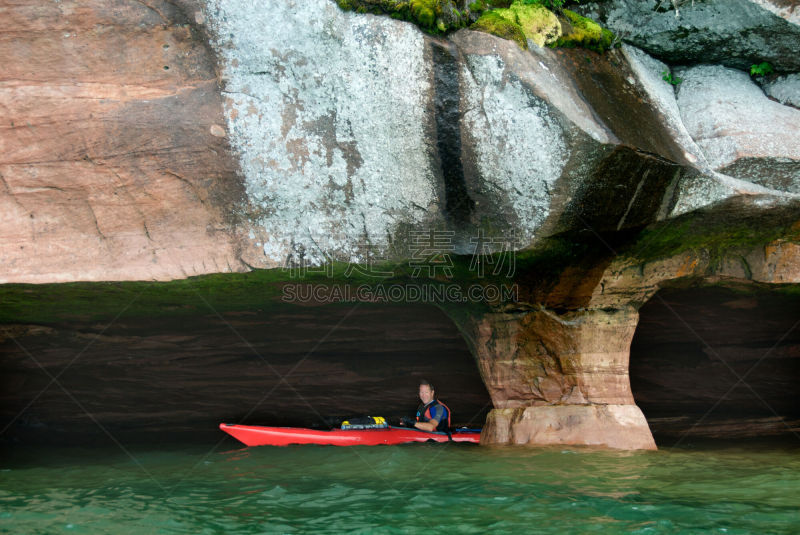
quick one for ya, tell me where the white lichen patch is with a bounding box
[203,0,437,265]
[461,53,567,244]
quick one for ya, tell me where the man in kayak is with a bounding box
[400,380,451,432]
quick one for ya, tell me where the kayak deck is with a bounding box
[220,423,481,446]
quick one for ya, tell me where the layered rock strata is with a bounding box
[462,307,657,450]
[0,0,260,283]
[630,284,800,440]
[457,201,800,449]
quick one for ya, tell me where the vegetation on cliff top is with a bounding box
[335,0,616,52]
[336,0,470,32]
[484,2,561,48]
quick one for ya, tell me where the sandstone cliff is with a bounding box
[1,0,799,450]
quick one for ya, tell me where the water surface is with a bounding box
[1,439,798,534]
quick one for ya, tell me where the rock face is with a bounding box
[675,65,800,193]
[485,405,656,450]
[3,0,800,451]
[761,73,800,109]
[204,0,440,264]
[462,308,658,450]
[202,0,708,264]
[451,34,688,239]
[577,0,800,71]
[0,0,260,283]
[4,0,797,281]
[591,198,800,310]
[0,303,492,443]
[455,196,800,450]
[467,309,638,408]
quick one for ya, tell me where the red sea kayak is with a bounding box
[219,423,481,446]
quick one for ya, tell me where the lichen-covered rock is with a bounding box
[761,73,800,109]
[576,0,800,71]
[674,65,800,193]
[451,31,700,239]
[621,46,708,169]
[204,0,439,265]
[200,0,706,263]
[619,46,800,217]
[749,0,800,25]
[457,38,574,239]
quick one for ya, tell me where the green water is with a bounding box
[1,440,798,534]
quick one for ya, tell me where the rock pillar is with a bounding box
[464,307,656,450]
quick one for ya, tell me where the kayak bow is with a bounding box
[219,423,481,446]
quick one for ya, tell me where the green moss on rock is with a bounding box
[504,2,561,47]
[472,1,562,49]
[552,9,615,53]
[622,206,796,268]
[336,0,614,51]
[471,10,529,49]
[410,0,439,28]
[335,0,472,33]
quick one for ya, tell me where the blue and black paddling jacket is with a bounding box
[416,399,451,433]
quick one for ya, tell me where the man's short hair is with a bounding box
[419,379,434,391]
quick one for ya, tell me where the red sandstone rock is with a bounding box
[0,0,260,283]
[458,308,656,450]
[467,309,639,408]
[483,405,657,450]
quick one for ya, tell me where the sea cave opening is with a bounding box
[630,283,800,446]
[0,298,491,447]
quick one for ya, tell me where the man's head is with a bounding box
[418,380,435,405]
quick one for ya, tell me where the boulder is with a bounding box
[674,65,800,193]
[576,0,800,72]
[761,73,800,109]
[204,0,442,265]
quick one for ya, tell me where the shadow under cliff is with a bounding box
[631,283,800,445]
[0,301,490,447]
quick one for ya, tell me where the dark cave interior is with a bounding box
[631,283,800,444]
[1,302,491,446]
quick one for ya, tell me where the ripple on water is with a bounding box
[0,441,798,534]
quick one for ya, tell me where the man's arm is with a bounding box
[414,419,439,432]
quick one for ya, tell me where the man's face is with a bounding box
[419,384,434,405]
